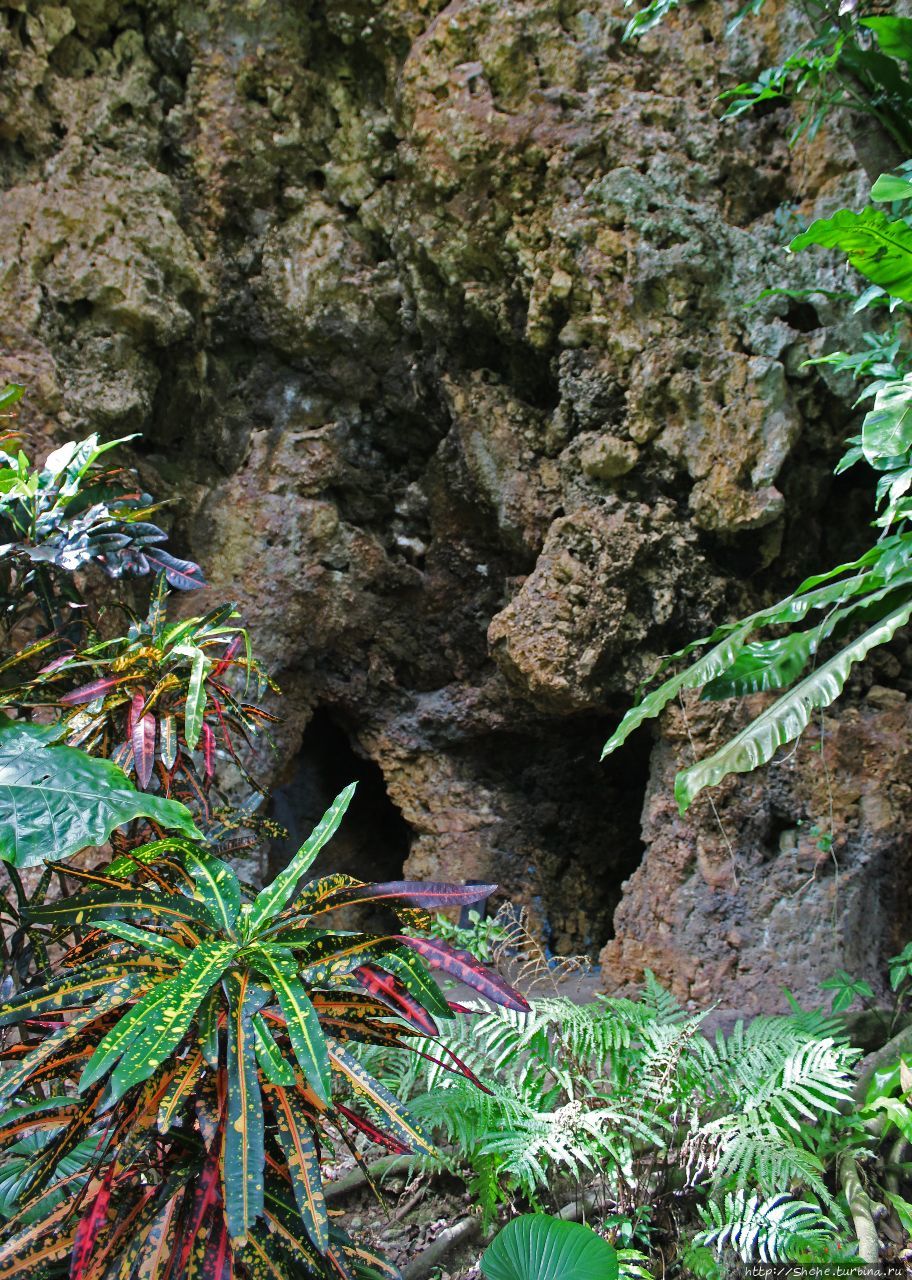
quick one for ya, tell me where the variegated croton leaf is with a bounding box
[0,785,525,1279]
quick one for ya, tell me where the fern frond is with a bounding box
[695,1192,839,1263]
[701,1121,833,1207]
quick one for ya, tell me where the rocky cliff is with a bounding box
[3,0,911,1011]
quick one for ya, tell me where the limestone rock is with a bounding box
[0,0,906,1004]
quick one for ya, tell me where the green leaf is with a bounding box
[250,948,331,1103]
[481,1214,619,1280]
[95,921,190,963]
[4,975,150,1101]
[0,960,166,1028]
[264,1082,329,1254]
[884,1191,912,1234]
[106,939,238,1100]
[183,647,210,752]
[0,717,200,867]
[157,1050,203,1133]
[178,845,242,935]
[675,596,912,811]
[862,374,912,466]
[0,385,25,414]
[790,208,912,303]
[871,173,912,203]
[701,634,813,699]
[862,16,912,63]
[27,888,216,932]
[253,1014,295,1086]
[602,620,756,757]
[198,986,221,1067]
[246,783,356,936]
[224,972,267,1242]
[327,1037,437,1157]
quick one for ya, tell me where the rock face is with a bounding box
[2,0,908,1007]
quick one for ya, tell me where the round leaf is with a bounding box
[481,1215,619,1280]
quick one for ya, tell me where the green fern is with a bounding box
[695,1192,840,1264]
[353,979,860,1256]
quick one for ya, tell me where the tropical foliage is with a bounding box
[624,1,912,151]
[5,576,276,803]
[354,969,867,1269]
[0,420,526,1279]
[481,1214,618,1280]
[0,716,199,866]
[0,782,528,1279]
[0,423,203,643]
[604,35,912,811]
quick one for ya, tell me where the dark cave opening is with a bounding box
[267,708,412,925]
[455,714,654,960]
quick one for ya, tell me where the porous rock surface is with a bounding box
[1,0,907,1009]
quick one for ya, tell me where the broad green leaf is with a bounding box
[790,208,912,303]
[27,888,216,931]
[885,1191,912,1234]
[96,920,190,962]
[107,939,238,1100]
[481,1214,618,1280]
[246,783,356,936]
[701,634,813,700]
[178,845,242,935]
[871,173,912,203]
[0,717,200,867]
[263,1082,328,1254]
[675,596,912,811]
[0,385,25,414]
[862,374,912,466]
[868,1096,912,1143]
[183,647,210,752]
[253,1014,295,1086]
[862,16,912,63]
[327,1037,436,1157]
[224,972,268,1242]
[250,948,331,1103]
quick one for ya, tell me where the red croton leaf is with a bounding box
[334,1104,411,1156]
[316,881,498,912]
[395,935,530,1012]
[60,676,125,706]
[175,1149,222,1277]
[70,1162,115,1280]
[211,634,243,680]
[352,966,438,1037]
[131,694,157,789]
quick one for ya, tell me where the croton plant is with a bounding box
[0,784,528,1280]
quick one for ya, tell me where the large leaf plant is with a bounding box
[604,161,912,811]
[6,573,277,812]
[0,422,204,644]
[0,784,528,1279]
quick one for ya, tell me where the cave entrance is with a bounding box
[267,709,411,928]
[453,714,653,960]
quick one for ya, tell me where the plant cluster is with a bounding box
[355,966,873,1273]
[0,419,528,1280]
